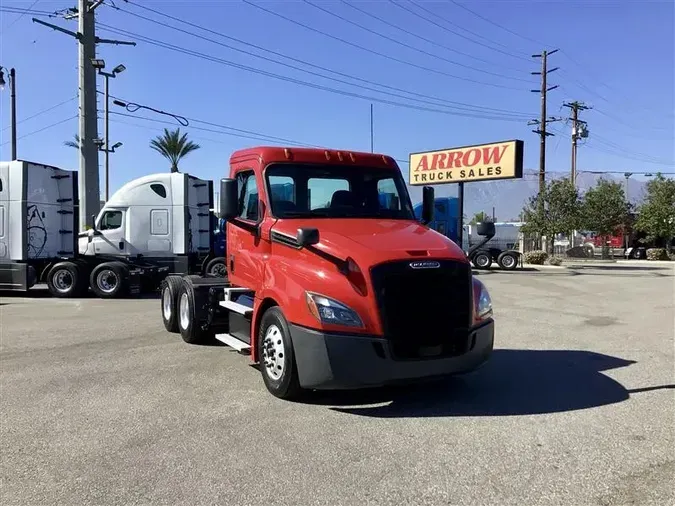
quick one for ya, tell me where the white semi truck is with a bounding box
[0,160,224,298]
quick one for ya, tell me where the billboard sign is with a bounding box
[408,139,524,185]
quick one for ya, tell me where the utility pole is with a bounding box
[0,66,17,159]
[92,60,126,201]
[32,1,135,230]
[529,49,561,252]
[370,103,374,153]
[563,101,590,187]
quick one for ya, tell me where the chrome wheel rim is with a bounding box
[262,325,285,381]
[179,292,190,330]
[96,269,118,293]
[52,270,74,293]
[501,255,515,268]
[477,255,490,267]
[162,287,172,320]
[211,262,226,276]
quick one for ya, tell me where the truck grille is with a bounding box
[370,259,473,360]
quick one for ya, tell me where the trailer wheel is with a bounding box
[258,306,302,400]
[497,251,519,270]
[160,276,183,333]
[176,280,209,344]
[472,251,492,269]
[205,257,227,277]
[47,261,83,298]
[90,262,128,299]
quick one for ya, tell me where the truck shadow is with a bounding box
[305,349,653,418]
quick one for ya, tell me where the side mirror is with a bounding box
[90,214,97,231]
[297,227,320,247]
[476,221,496,238]
[421,186,435,225]
[219,178,239,220]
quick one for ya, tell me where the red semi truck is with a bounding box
[159,146,495,399]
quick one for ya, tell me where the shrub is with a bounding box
[646,248,670,261]
[524,250,548,265]
[548,256,563,266]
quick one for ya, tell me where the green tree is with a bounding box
[149,128,200,173]
[64,134,80,149]
[469,211,493,224]
[521,178,581,252]
[634,173,675,249]
[581,177,631,257]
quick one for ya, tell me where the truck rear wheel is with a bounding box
[160,275,183,333]
[47,261,87,298]
[176,280,210,345]
[258,306,302,400]
[90,262,128,299]
[497,251,519,270]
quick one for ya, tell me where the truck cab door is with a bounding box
[92,208,128,256]
[228,170,265,291]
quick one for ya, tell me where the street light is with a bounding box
[91,58,125,201]
[0,66,17,160]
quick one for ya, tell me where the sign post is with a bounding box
[409,139,524,248]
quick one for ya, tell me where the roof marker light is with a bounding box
[337,151,343,161]
[349,152,355,162]
[325,150,331,160]
[284,148,292,159]
[381,155,388,164]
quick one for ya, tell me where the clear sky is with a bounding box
[1,0,673,199]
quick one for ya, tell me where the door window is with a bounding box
[237,172,259,222]
[99,210,123,230]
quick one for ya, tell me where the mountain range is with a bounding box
[406,171,650,222]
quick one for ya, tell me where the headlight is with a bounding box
[472,277,493,321]
[305,291,364,328]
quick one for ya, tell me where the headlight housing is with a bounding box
[305,291,364,328]
[472,277,493,322]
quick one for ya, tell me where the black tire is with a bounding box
[176,279,210,344]
[497,251,519,270]
[205,257,227,277]
[89,262,128,299]
[160,276,183,333]
[46,261,84,298]
[472,251,492,269]
[258,306,302,400]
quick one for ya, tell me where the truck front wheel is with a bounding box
[472,251,492,269]
[90,262,128,299]
[258,307,302,400]
[205,257,226,277]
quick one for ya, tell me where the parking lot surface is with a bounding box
[1,264,674,506]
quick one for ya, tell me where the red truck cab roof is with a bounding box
[230,146,398,170]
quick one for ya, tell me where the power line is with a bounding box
[391,0,532,63]
[447,0,548,48]
[304,0,530,80]
[1,96,77,132]
[115,0,533,117]
[240,0,524,91]
[0,115,77,146]
[98,24,529,123]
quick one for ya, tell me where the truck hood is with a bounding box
[272,218,468,264]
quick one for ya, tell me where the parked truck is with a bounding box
[159,146,496,399]
[0,160,224,298]
[413,197,521,270]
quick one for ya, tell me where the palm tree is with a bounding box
[64,134,80,149]
[149,128,200,173]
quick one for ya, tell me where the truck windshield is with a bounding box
[265,163,415,220]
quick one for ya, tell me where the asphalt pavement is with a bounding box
[1,264,673,506]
